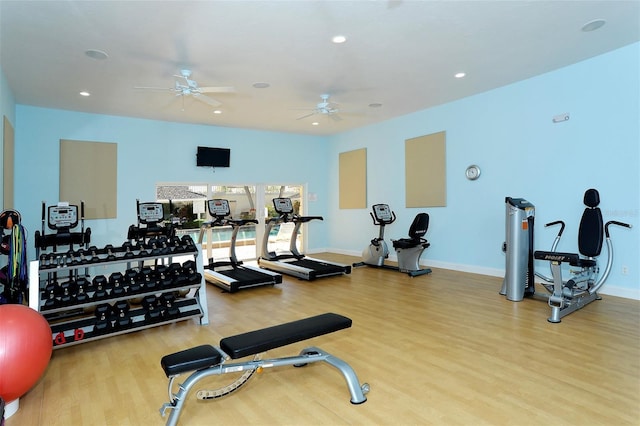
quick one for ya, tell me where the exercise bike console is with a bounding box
[372,204,395,225]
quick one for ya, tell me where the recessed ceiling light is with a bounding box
[213,110,222,114]
[252,82,270,89]
[454,72,466,78]
[368,103,382,108]
[581,19,606,32]
[79,91,90,97]
[312,122,319,126]
[84,49,108,60]
[331,35,347,44]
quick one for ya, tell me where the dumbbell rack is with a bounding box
[28,239,209,350]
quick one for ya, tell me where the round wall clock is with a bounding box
[465,165,481,180]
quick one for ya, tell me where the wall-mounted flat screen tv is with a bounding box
[196,146,230,167]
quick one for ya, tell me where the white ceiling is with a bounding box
[1,1,638,136]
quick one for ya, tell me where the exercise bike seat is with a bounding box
[392,213,430,249]
[534,188,603,267]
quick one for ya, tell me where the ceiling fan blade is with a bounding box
[296,112,317,120]
[198,86,236,93]
[193,93,222,107]
[329,113,343,122]
[134,86,172,91]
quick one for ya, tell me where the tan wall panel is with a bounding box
[60,139,117,219]
[405,131,446,207]
[3,116,15,209]
[339,148,367,209]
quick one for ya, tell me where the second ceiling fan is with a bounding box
[296,94,342,121]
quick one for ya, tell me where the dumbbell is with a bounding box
[66,249,79,266]
[92,275,110,300]
[75,278,91,304]
[59,280,78,305]
[169,236,181,249]
[159,293,180,319]
[42,281,60,310]
[105,244,117,261]
[85,246,101,263]
[154,265,172,288]
[93,303,113,334]
[122,241,135,259]
[123,268,139,293]
[139,266,158,291]
[168,262,188,287]
[181,260,202,284]
[141,295,162,323]
[181,235,196,251]
[113,300,132,329]
[109,272,126,297]
[145,237,159,252]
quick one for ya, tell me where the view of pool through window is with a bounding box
[158,183,304,261]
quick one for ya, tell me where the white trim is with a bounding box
[324,249,639,301]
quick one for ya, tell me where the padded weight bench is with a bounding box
[159,313,369,426]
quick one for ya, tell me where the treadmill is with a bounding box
[199,199,282,293]
[258,197,351,280]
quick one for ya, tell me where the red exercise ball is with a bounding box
[0,304,52,402]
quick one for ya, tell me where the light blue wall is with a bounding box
[0,66,17,207]
[13,107,330,257]
[329,42,640,299]
[7,43,639,299]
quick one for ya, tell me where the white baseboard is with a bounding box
[321,249,639,301]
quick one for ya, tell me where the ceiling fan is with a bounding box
[296,94,342,121]
[135,69,235,108]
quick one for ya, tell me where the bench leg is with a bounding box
[161,365,225,426]
[302,347,368,404]
[160,346,368,425]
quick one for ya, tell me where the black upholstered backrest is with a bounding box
[408,213,429,240]
[578,188,604,257]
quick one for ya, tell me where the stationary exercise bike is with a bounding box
[501,189,631,322]
[353,204,431,277]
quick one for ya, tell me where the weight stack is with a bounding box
[501,197,535,301]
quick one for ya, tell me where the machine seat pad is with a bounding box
[161,344,222,377]
[534,251,595,267]
[220,313,352,359]
[392,238,430,250]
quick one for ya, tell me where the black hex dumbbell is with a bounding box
[122,241,135,259]
[92,275,110,300]
[59,280,78,306]
[159,293,180,319]
[113,300,132,329]
[141,295,162,323]
[75,278,91,304]
[42,281,60,310]
[139,267,158,291]
[104,244,117,261]
[155,265,172,288]
[109,271,127,297]
[93,303,113,334]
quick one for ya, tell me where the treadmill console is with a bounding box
[208,199,231,217]
[138,202,164,224]
[48,204,79,230]
[372,204,392,222]
[273,198,293,214]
